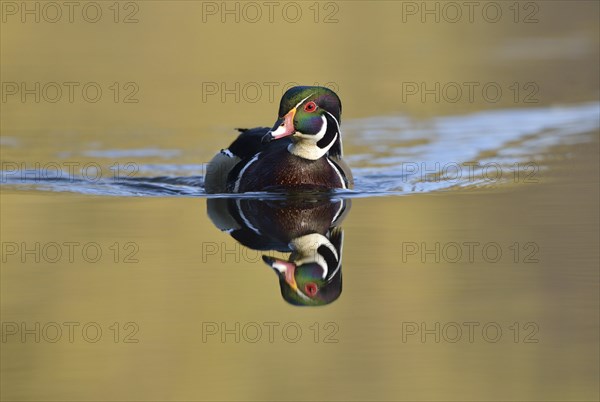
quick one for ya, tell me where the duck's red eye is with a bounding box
[304,282,318,296]
[304,101,317,113]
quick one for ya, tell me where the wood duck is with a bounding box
[206,197,350,306]
[205,86,353,193]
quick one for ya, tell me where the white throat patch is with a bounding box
[288,115,337,160]
[290,233,339,279]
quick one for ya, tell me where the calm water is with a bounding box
[1,1,599,401]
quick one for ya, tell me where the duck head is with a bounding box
[262,230,343,306]
[264,86,343,159]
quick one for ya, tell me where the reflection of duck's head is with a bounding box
[207,197,348,306]
[263,231,343,306]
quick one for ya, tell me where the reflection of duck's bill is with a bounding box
[262,256,297,290]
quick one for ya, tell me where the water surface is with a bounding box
[1,1,599,400]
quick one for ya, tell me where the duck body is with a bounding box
[227,142,350,193]
[204,86,353,194]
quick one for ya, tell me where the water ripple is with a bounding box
[2,102,598,198]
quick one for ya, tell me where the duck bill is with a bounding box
[262,256,298,290]
[265,108,296,141]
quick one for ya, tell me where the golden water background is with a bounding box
[1,1,599,400]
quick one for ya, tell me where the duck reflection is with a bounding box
[207,197,350,306]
